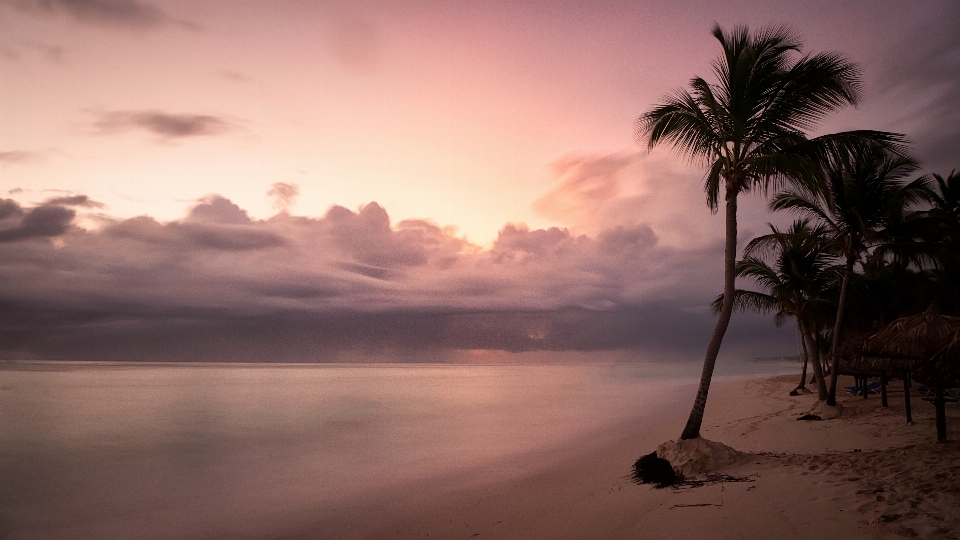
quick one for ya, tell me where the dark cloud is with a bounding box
[0,199,24,221]
[177,222,286,251]
[42,194,103,208]
[0,195,795,361]
[104,196,284,251]
[0,200,75,242]
[93,110,236,139]
[3,0,172,29]
[323,203,459,268]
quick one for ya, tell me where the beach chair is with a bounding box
[844,380,882,396]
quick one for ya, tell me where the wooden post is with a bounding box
[903,371,913,424]
[880,370,888,407]
[934,386,947,442]
[863,375,869,399]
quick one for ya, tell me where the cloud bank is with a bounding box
[0,192,794,362]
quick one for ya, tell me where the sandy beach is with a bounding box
[340,374,960,540]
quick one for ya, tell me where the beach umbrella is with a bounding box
[859,307,960,441]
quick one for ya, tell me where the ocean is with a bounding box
[0,358,797,539]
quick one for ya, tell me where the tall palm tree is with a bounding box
[770,146,925,405]
[635,24,904,439]
[713,219,840,400]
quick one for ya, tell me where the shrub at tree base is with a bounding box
[633,452,681,488]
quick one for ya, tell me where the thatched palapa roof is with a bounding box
[839,354,916,375]
[839,307,960,385]
[859,311,960,360]
[917,325,960,388]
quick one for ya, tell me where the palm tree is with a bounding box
[635,24,904,439]
[918,171,960,314]
[713,219,840,400]
[770,146,926,405]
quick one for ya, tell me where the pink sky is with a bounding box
[1,0,957,360]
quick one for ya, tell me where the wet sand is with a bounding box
[348,374,960,540]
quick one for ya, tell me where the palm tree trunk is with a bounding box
[680,191,737,440]
[799,318,828,400]
[796,324,808,390]
[826,255,856,406]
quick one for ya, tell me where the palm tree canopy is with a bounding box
[635,24,905,211]
[711,219,841,326]
[926,171,960,228]
[910,171,960,271]
[769,145,925,260]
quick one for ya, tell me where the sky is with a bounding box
[1,0,958,362]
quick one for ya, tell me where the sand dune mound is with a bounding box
[808,399,843,419]
[656,437,744,476]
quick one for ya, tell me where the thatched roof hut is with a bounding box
[917,325,960,388]
[854,307,960,441]
[835,307,960,380]
[836,328,916,376]
[859,311,960,362]
[838,354,916,376]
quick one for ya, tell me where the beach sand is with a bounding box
[338,373,960,540]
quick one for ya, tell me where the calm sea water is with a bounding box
[0,358,796,539]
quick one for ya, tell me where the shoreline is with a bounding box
[345,373,959,540]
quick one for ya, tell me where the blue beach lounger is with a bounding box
[844,380,882,396]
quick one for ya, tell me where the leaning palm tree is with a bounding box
[771,145,926,405]
[635,24,905,439]
[713,219,840,400]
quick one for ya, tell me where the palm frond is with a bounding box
[710,289,781,316]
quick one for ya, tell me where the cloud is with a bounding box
[876,4,960,173]
[0,40,64,63]
[216,69,253,83]
[92,110,236,139]
[533,153,635,226]
[0,150,41,164]
[0,199,75,242]
[322,11,384,72]
[42,194,104,208]
[3,0,173,29]
[0,195,795,361]
[106,196,286,251]
[267,182,299,212]
[532,151,747,249]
